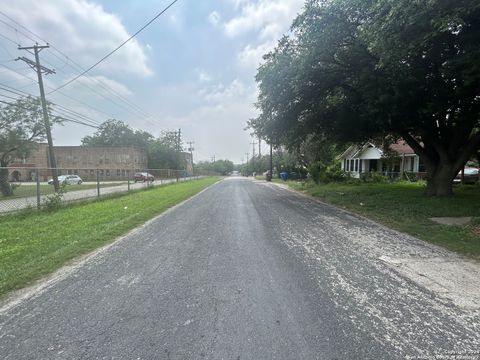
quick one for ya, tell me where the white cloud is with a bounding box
[237,41,275,68]
[208,11,221,26]
[159,79,258,163]
[224,0,303,38]
[224,0,304,69]
[73,75,132,97]
[1,0,152,77]
[196,69,212,83]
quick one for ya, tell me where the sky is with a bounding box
[0,0,305,164]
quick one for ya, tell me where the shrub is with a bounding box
[42,184,66,211]
[309,161,346,184]
[360,171,389,183]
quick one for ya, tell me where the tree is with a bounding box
[250,0,480,196]
[0,96,60,196]
[195,160,234,175]
[81,119,153,148]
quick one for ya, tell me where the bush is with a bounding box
[360,171,389,183]
[309,161,346,184]
[42,184,66,211]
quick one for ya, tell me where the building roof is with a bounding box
[388,141,415,155]
[339,140,416,160]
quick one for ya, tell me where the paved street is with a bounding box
[0,178,479,359]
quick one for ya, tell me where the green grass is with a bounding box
[0,182,125,199]
[0,177,220,298]
[280,180,480,258]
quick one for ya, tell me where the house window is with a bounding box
[117,169,121,176]
[354,159,359,172]
[359,160,363,173]
[106,170,110,177]
[122,170,126,176]
[410,158,414,172]
[350,159,354,171]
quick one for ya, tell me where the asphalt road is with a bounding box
[0,178,479,359]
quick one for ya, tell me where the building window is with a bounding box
[410,158,414,172]
[74,169,78,175]
[106,170,110,177]
[122,170,126,176]
[359,160,363,173]
[350,159,354,171]
[117,169,121,176]
[354,159,359,172]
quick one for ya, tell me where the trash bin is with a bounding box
[280,172,288,181]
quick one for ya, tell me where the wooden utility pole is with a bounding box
[250,141,257,175]
[268,143,273,182]
[176,128,181,182]
[245,152,249,176]
[17,44,59,191]
[187,141,195,176]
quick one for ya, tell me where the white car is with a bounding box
[48,175,83,185]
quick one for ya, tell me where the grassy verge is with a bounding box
[0,182,125,199]
[0,177,220,298]
[278,180,480,258]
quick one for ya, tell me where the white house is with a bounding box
[339,140,424,178]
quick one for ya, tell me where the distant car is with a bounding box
[454,167,479,184]
[134,172,154,182]
[48,175,83,185]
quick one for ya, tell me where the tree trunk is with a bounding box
[426,163,456,197]
[0,167,13,196]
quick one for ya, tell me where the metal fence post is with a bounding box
[36,168,41,209]
[96,169,100,198]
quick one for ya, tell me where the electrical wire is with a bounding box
[0,17,156,124]
[47,0,179,94]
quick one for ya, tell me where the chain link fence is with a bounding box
[0,166,199,214]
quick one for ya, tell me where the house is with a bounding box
[339,140,425,178]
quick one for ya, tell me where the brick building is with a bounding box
[9,143,148,181]
[8,143,194,182]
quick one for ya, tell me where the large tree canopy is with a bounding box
[82,121,183,170]
[250,0,480,196]
[81,119,153,148]
[0,96,60,196]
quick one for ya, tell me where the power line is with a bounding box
[47,0,179,94]
[0,15,156,124]
[0,82,102,127]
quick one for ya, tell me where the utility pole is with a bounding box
[176,128,181,182]
[17,44,59,191]
[250,141,257,175]
[187,141,195,176]
[245,152,249,176]
[258,137,261,158]
[268,143,273,182]
[212,155,216,163]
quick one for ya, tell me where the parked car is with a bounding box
[134,172,154,182]
[48,175,83,185]
[454,167,479,184]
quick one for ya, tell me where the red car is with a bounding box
[134,172,154,182]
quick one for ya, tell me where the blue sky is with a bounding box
[0,0,304,163]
